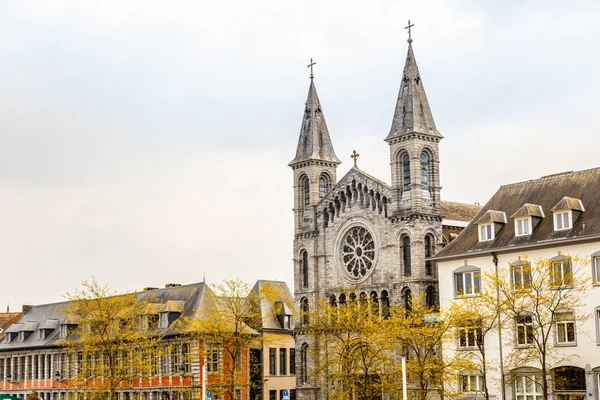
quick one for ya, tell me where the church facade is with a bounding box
[289,40,480,399]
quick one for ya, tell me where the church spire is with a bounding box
[386,40,441,141]
[289,77,341,166]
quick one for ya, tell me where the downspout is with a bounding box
[492,252,506,400]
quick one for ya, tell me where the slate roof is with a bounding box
[0,282,211,351]
[386,43,441,141]
[440,201,482,222]
[249,280,294,332]
[289,79,341,166]
[433,168,600,260]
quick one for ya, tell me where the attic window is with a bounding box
[159,313,169,329]
[554,210,572,231]
[515,217,531,236]
[479,223,494,241]
[18,331,25,342]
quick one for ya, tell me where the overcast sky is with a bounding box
[1,0,599,309]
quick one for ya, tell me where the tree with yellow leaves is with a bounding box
[61,279,164,400]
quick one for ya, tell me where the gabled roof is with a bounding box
[550,196,585,212]
[440,201,482,222]
[289,79,341,166]
[433,168,600,260]
[511,203,545,219]
[475,210,507,224]
[386,43,441,141]
[318,167,392,208]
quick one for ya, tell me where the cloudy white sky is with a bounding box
[1,1,599,309]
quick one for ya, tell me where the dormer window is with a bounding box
[550,197,584,232]
[479,223,494,241]
[554,210,572,231]
[38,329,45,340]
[59,325,69,339]
[18,331,25,342]
[475,210,507,243]
[515,217,531,236]
[159,313,169,329]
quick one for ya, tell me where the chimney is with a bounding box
[22,305,33,313]
[165,283,182,288]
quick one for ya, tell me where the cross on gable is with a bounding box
[351,150,360,167]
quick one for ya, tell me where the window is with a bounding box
[402,236,411,277]
[207,345,220,373]
[425,235,434,276]
[402,154,410,192]
[515,375,543,400]
[555,311,576,345]
[595,307,600,344]
[301,251,309,288]
[301,343,309,384]
[454,269,481,297]
[269,348,276,376]
[301,298,309,326]
[289,348,295,375]
[592,253,600,284]
[479,223,494,241]
[319,176,329,198]
[461,374,485,393]
[269,391,276,400]
[301,176,310,210]
[516,315,535,346]
[515,217,531,236]
[511,261,532,290]
[279,348,286,375]
[425,286,437,309]
[420,152,429,190]
[551,259,572,288]
[148,314,159,330]
[554,210,572,231]
[457,327,482,349]
[159,313,169,329]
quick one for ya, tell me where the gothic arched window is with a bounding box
[338,293,346,306]
[301,297,309,326]
[402,154,411,192]
[319,175,329,198]
[426,285,437,310]
[402,236,412,277]
[425,234,435,276]
[301,175,310,210]
[381,290,390,319]
[403,288,412,313]
[301,251,309,288]
[301,343,309,383]
[420,152,430,190]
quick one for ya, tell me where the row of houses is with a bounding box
[0,281,296,400]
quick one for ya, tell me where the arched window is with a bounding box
[319,175,329,198]
[300,298,309,326]
[403,288,412,313]
[370,291,379,317]
[301,176,310,210]
[402,154,411,192]
[329,295,337,307]
[420,152,429,190]
[338,293,346,306]
[381,290,390,319]
[425,234,435,276]
[301,343,309,384]
[402,236,412,277]
[301,251,309,288]
[426,286,437,310]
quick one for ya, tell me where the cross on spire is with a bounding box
[307,58,316,79]
[351,150,360,167]
[405,20,414,44]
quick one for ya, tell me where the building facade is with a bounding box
[434,168,600,400]
[289,39,480,399]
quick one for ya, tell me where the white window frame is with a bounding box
[595,307,600,344]
[457,327,482,350]
[511,262,532,290]
[516,315,535,346]
[551,259,572,288]
[454,270,481,297]
[159,313,169,329]
[515,374,543,400]
[592,254,600,285]
[515,217,532,237]
[461,374,485,393]
[555,311,576,346]
[60,325,68,339]
[553,210,572,231]
[478,223,494,242]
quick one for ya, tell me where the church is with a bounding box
[289,32,480,399]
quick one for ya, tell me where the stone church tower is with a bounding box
[289,40,479,400]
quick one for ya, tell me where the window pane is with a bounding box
[517,219,523,235]
[556,214,563,229]
[465,273,473,294]
[563,212,570,228]
[486,224,492,239]
[594,257,600,282]
[557,324,566,342]
[455,273,464,295]
[473,272,481,294]
[524,218,530,234]
[480,225,485,240]
[567,322,575,342]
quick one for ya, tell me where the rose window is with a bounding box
[342,227,376,278]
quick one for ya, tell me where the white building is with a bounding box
[433,168,600,400]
